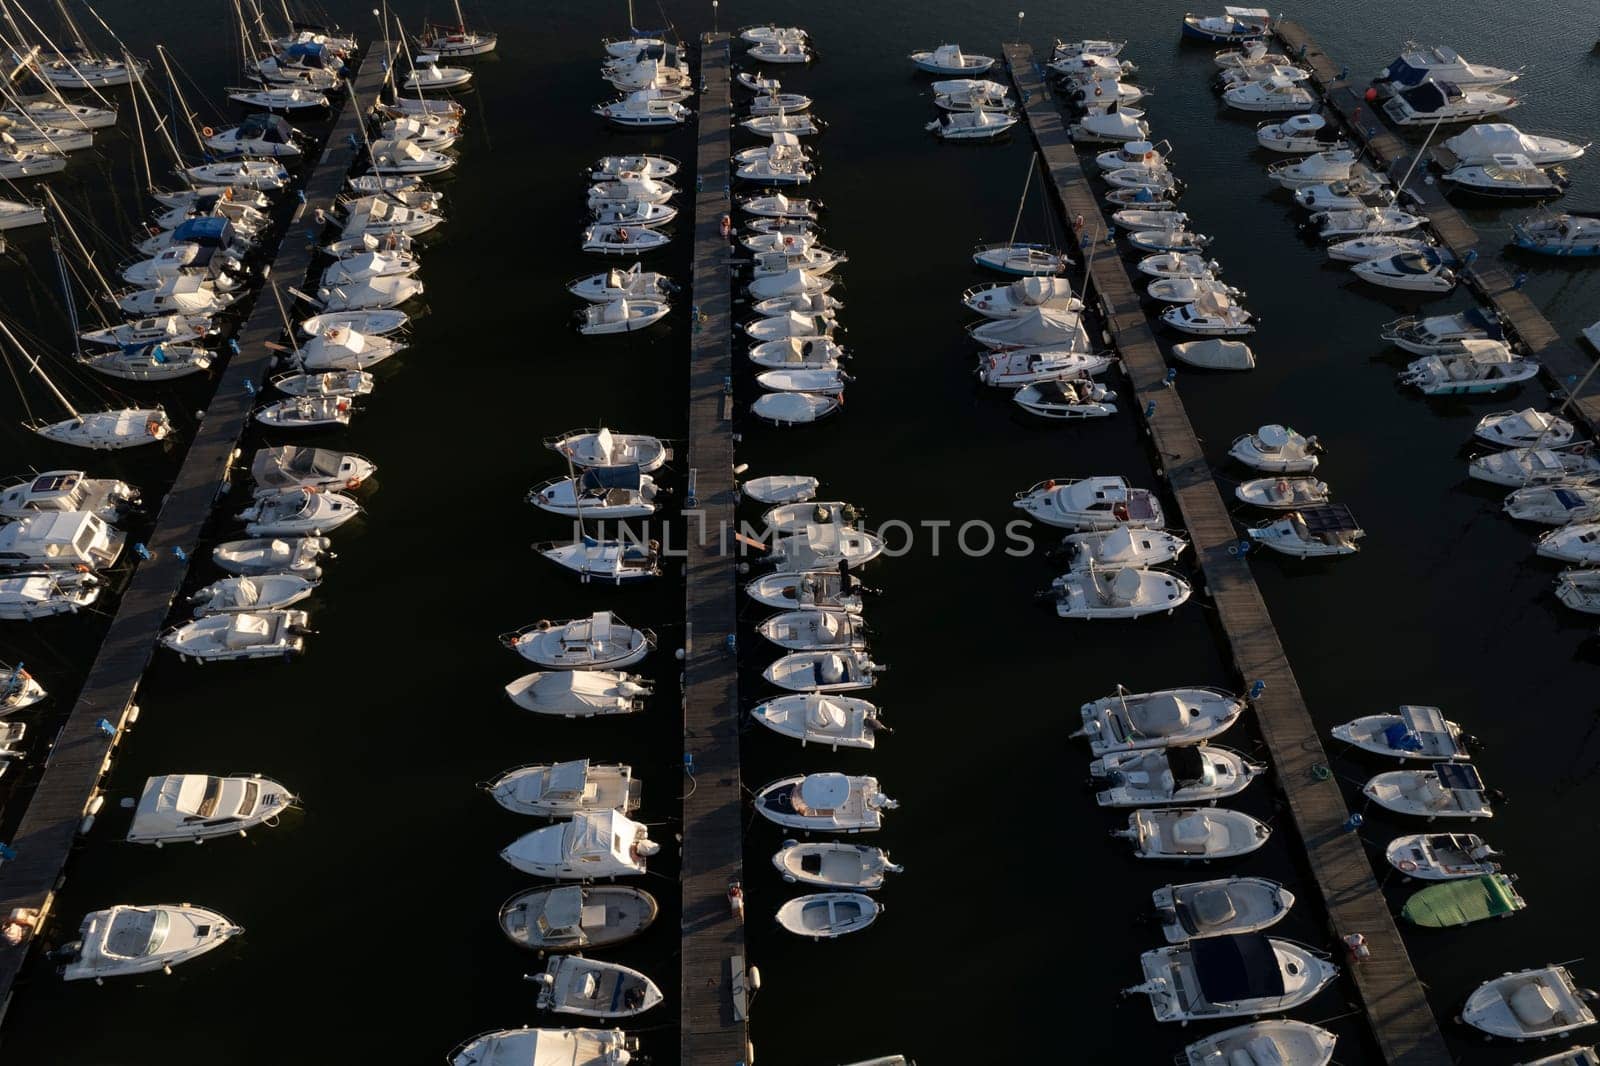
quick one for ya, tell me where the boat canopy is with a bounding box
[565,809,628,859]
[538,886,585,933]
[1382,56,1439,87]
[1297,504,1362,535]
[282,41,334,67]
[798,772,850,810]
[579,464,643,493]
[1165,745,1208,786]
[544,759,591,797]
[1191,933,1285,1004]
[170,216,237,248]
[1391,249,1447,273]
[1396,81,1464,113]
[1433,762,1484,793]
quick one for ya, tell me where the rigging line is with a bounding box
[0,311,37,425]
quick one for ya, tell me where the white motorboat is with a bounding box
[1236,476,1330,510]
[1105,186,1181,214]
[1444,154,1568,203]
[1070,106,1151,144]
[0,147,65,181]
[533,956,662,1018]
[1138,253,1219,280]
[1181,7,1272,43]
[754,772,897,832]
[909,44,993,75]
[1128,933,1338,1023]
[1334,705,1470,760]
[1051,567,1193,619]
[1154,878,1294,944]
[500,809,657,879]
[369,136,454,175]
[1353,248,1457,292]
[1557,570,1600,615]
[499,885,647,951]
[740,25,807,45]
[977,348,1107,387]
[504,670,651,718]
[756,607,865,651]
[1075,686,1245,755]
[184,159,289,192]
[0,470,137,522]
[1384,81,1518,126]
[1386,832,1503,880]
[743,111,823,136]
[763,650,882,693]
[115,275,235,318]
[448,1028,640,1066]
[1130,228,1213,255]
[1062,526,1187,571]
[1256,113,1347,154]
[484,760,640,818]
[933,78,1014,113]
[377,96,466,120]
[964,277,1082,323]
[591,200,679,229]
[1014,476,1163,531]
[1375,46,1520,95]
[538,536,660,584]
[316,274,425,311]
[579,298,670,335]
[0,511,123,570]
[748,40,812,64]
[1148,276,1242,304]
[1471,447,1600,487]
[338,196,442,238]
[1400,340,1538,395]
[751,693,881,749]
[1013,379,1118,419]
[1050,52,1134,80]
[1443,123,1586,166]
[1268,149,1358,189]
[529,466,660,519]
[756,368,849,395]
[1365,763,1492,819]
[160,610,310,662]
[502,613,654,670]
[1054,38,1126,59]
[569,262,674,304]
[1538,523,1600,565]
[746,569,866,612]
[744,308,834,342]
[743,475,819,504]
[590,174,677,203]
[971,307,1091,351]
[1507,484,1600,525]
[593,90,690,128]
[1171,338,1256,370]
[126,774,294,844]
[1113,208,1190,232]
[747,91,813,116]
[592,154,679,180]
[1114,809,1271,861]
[747,267,833,301]
[292,326,404,371]
[1104,166,1182,198]
[739,191,819,219]
[3,98,116,130]
[1163,292,1253,335]
[1182,1022,1336,1066]
[0,570,100,619]
[189,571,317,619]
[1293,177,1393,211]
[0,197,46,231]
[254,395,354,430]
[403,58,472,92]
[1327,235,1434,262]
[546,428,669,472]
[1382,308,1503,354]
[1092,746,1261,805]
[1512,1048,1600,1066]
[270,370,374,399]
[1461,967,1597,1041]
[236,488,359,536]
[60,904,242,981]
[80,314,214,349]
[752,292,841,317]
[1513,214,1600,257]
[773,842,901,890]
[1475,409,1575,449]
[1223,75,1316,112]
[583,224,670,255]
[972,242,1070,277]
[751,392,840,425]
[735,135,814,184]
[1094,141,1167,173]
[226,85,329,112]
[764,503,860,535]
[1230,425,1320,473]
[212,537,330,579]
[1,663,44,714]
[776,893,879,940]
[1248,505,1364,557]
[927,109,1017,140]
[203,114,302,158]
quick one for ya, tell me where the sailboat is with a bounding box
[415,0,497,57]
[973,156,1073,276]
[14,0,147,89]
[0,43,117,128]
[1,318,172,449]
[602,0,668,58]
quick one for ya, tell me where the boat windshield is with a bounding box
[237,779,259,817]
[195,777,223,817]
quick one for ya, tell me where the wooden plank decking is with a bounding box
[0,45,388,1026]
[680,32,749,1066]
[1275,19,1600,431]
[1005,44,1452,1066]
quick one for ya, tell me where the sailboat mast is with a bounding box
[7,1,113,108]
[1007,156,1035,246]
[626,0,636,33]
[130,53,187,179]
[49,233,83,357]
[41,185,119,314]
[0,316,80,421]
[50,0,89,51]
[156,44,206,159]
[393,15,426,108]
[453,0,467,32]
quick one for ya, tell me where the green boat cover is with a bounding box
[1402,873,1524,928]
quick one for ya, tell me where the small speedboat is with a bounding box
[751,693,881,749]
[60,904,242,980]
[447,1028,640,1066]
[533,956,662,1018]
[1222,75,1315,113]
[1061,526,1188,571]
[126,774,294,844]
[1268,149,1358,189]
[1382,307,1504,355]
[1506,484,1600,525]
[1256,113,1346,153]
[484,760,640,818]
[315,275,426,312]
[212,536,331,578]
[1114,808,1271,860]
[270,370,374,399]
[1364,763,1492,819]
[1154,878,1294,944]
[1248,505,1365,558]
[538,536,660,584]
[763,650,882,693]
[160,610,311,662]
[0,570,100,619]
[582,224,670,255]
[739,191,820,220]
[579,298,670,335]
[501,612,654,669]
[1090,745,1261,805]
[963,276,1081,321]
[1181,1022,1336,1066]
[498,885,657,953]
[1,664,44,714]
[504,671,651,718]
[909,44,994,75]
[1470,447,1600,487]
[1294,177,1393,211]
[1138,252,1219,280]
[756,368,849,395]
[746,569,866,613]
[1163,293,1253,335]
[972,242,1070,276]
[933,79,1014,113]
[776,893,879,940]
[545,427,669,472]
[1127,933,1339,1022]
[1327,235,1435,263]
[1386,832,1503,880]
[1556,570,1600,615]
[752,291,840,317]
[1171,338,1256,370]
[593,90,690,128]
[1230,424,1320,473]
[236,488,359,536]
[403,58,472,91]
[773,841,901,890]
[1148,276,1242,304]
[1332,705,1470,760]
[1399,340,1538,395]
[753,772,897,833]
[1537,523,1600,565]
[1402,873,1526,928]
[1460,967,1597,1041]
[1013,379,1118,419]
[749,336,846,370]
[748,39,812,64]
[971,307,1092,351]
[752,391,840,425]
[1104,163,1181,193]
[747,91,813,116]
[184,158,289,192]
[926,109,1017,140]
[756,608,866,651]
[589,200,677,228]
[591,154,679,180]
[744,308,834,342]
[1352,248,1457,292]
[1513,214,1600,257]
[1050,566,1192,619]
[1070,107,1150,144]
[254,395,354,430]
[1235,476,1330,509]
[1113,208,1190,232]
[743,475,819,504]
[1312,206,1426,240]
[529,466,660,519]
[1130,228,1213,254]
[189,574,316,616]
[1013,476,1163,531]
[743,111,824,137]
[569,262,674,304]
[1182,8,1272,43]
[1074,686,1246,756]
[748,266,835,300]
[768,523,886,573]
[251,447,376,492]
[500,809,658,879]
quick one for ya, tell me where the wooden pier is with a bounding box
[1274,19,1600,431]
[680,32,750,1066]
[1004,44,1452,1066]
[0,46,388,1025]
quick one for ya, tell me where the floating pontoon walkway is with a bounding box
[680,31,750,1066]
[0,45,388,1025]
[1004,43,1452,1066]
[1274,19,1600,432]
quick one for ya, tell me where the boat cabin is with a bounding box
[0,510,124,569]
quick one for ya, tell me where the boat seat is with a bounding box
[1509,982,1560,1027]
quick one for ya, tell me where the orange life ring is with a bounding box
[1397,859,1418,873]
[346,477,362,489]
[202,125,215,138]
[782,235,794,246]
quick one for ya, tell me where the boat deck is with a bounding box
[1274,19,1600,432]
[680,32,750,1066]
[1004,43,1452,1066]
[0,46,387,1025]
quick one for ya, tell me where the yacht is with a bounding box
[500,809,658,879]
[1103,163,1181,194]
[1248,505,1365,557]
[1314,205,1426,239]
[1070,106,1151,144]
[533,956,662,1018]
[978,349,1106,387]
[211,537,331,578]
[1230,425,1320,472]
[1471,447,1600,487]
[484,760,640,818]
[1235,477,1331,510]
[0,511,123,570]
[1507,484,1600,525]
[403,57,472,91]
[203,114,301,158]
[502,613,654,669]
[0,571,100,619]
[1537,523,1600,565]
[1352,248,1457,292]
[932,78,1014,112]
[593,90,690,128]
[1091,745,1262,805]
[1374,46,1520,95]
[777,893,880,939]
[1050,567,1193,619]
[971,307,1092,351]
[909,44,994,75]
[369,137,454,175]
[1293,177,1393,211]
[1013,476,1163,530]
[504,670,651,718]
[1399,340,1538,395]
[60,904,242,980]
[1332,705,1470,760]
[0,471,137,522]
[1382,308,1504,355]
[1114,808,1272,860]
[184,159,289,191]
[773,842,902,890]
[1443,154,1567,200]
[1075,686,1245,755]
[1327,234,1434,262]
[545,428,669,472]
[498,885,657,953]
[115,274,235,318]
[34,407,173,451]
[315,274,426,311]
[188,573,317,616]
[160,610,311,662]
[80,314,215,349]
[751,693,881,749]
[1154,878,1294,944]
[753,772,897,832]
[1384,81,1519,126]
[1222,75,1315,112]
[226,85,329,112]
[2,99,116,130]
[251,447,376,492]
[125,774,294,844]
[1461,967,1598,1041]
[1513,214,1600,257]
[1386,832,1503,880]
[1181,8,1272,43]
[1364,763,1492,819]
[1474,408,1575,449]
[1256,113,1346,153]
[1268,149,1359,189]
[448,1028,640,1066]
[1444,123,1586,166]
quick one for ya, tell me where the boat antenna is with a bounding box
[0,313,80,422]
[1007,154,1035,248]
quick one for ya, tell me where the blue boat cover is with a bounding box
[1383,722,1423,751]
[284,42,326,60]
[1554,488,1586,510]
[580,464,643,492]
[1382,58,1434,87]
[1192,934,1285,1003]
[172,216,235,247]
[1396,81,1463,113]
[238,113,293,143]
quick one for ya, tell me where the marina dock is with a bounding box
[679,31,750,1066]
[0,46,387,1023]
[1004,44,1452,1066]
[1274,19,1600,431]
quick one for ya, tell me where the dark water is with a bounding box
[0,2,1596,1064]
